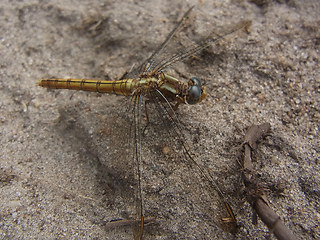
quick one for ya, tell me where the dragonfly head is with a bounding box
[186,77,207,105]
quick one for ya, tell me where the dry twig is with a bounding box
[241,123,298,240]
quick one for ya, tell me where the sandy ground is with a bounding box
[0,0,319,239]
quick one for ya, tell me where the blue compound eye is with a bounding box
[187,77,202,105]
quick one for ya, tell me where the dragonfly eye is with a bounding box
[186,77,202,105]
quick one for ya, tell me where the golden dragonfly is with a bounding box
[39,6,250,239]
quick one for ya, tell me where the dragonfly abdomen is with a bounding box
[38,78,136,96]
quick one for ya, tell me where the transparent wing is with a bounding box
[134,89,237,237]
[124,7,250,79]
[124,6,195,79]
[95,90,235,238]
[150,20,251,75]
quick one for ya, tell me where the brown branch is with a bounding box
[241,123,299,240]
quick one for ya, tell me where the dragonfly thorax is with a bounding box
[151,73,207,106]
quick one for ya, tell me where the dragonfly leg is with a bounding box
[172,101,181,111]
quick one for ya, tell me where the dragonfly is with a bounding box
[39,6,250,239]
